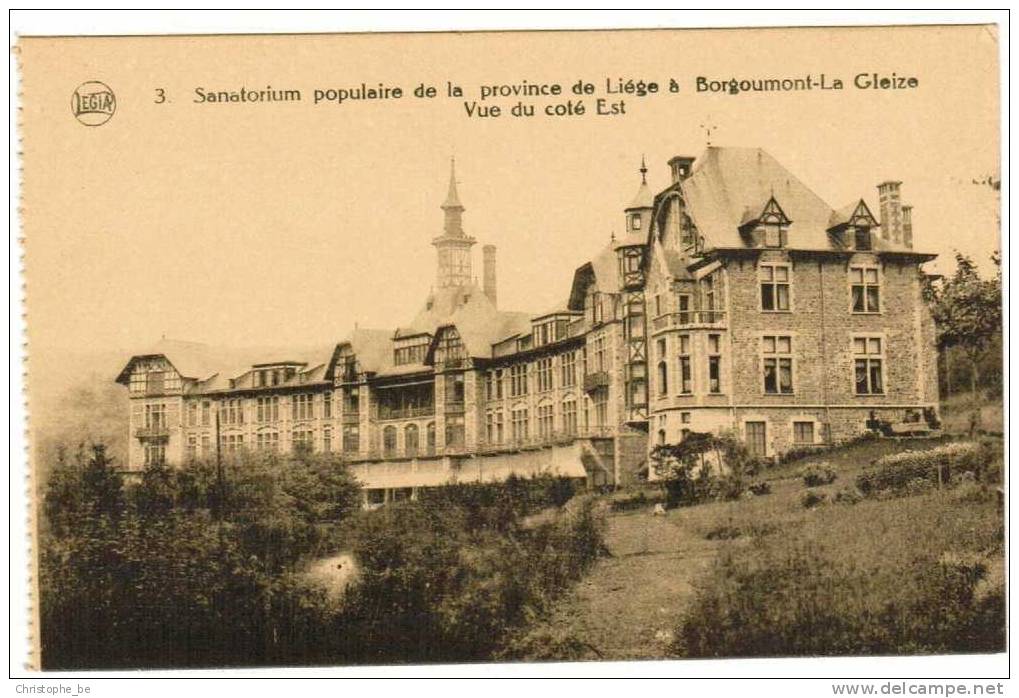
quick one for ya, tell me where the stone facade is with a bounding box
[643,147,939,468]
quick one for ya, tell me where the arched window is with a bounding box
[657,360,668,395]
[382,425,397,457]
[426,422,436,455]
[657,429,666,446]
[405,423,419,457]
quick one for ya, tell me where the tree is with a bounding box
[930,252,1002,401]
[651,432,761,507]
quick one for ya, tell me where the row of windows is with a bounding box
[656,419,818,455]
[394,342,428,366]
[184,392,335,427]
[484,349,589,402]
[183,427,337,460]
[130,369,183,395]
[651,264,884,319]
[380,423,439,456]
[760,263,883,313]
[657,334,722,396]
[654,335,886,397]
[484,392,606,445]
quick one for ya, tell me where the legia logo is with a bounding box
[72,81,116,126]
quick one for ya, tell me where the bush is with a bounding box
[749,481,772,496]
[339,493,607,663]
[801,491,828,509]
[832,487,863,505]
[651,432,760,507]
[801,463,837,487]
[856,441,993,496]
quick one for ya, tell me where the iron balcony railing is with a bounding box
[346,427,614,462]
[373,405,436,421]
[583,370,611,392]
[135,425,169,439]
[651,310,727,332]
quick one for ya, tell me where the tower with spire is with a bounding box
[432,158,477,288]
[616,158,653,423]
[623,155,654,237]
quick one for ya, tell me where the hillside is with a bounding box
[511,435,1005,659]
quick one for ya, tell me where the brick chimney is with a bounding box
[668,155,696,184]
[877,181,903,244]
[482,244,497,307]
[901,205,913,249]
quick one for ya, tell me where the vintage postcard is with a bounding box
[16,22,1004,675]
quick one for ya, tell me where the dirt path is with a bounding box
[539,508,719,660]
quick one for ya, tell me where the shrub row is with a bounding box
[40,446,606,669]
[856,442,993,495]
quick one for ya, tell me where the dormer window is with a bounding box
[854,226,872,251]
[394,334,430,365]
[745,196,791,248]
[829,200,878,251]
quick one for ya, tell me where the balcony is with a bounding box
[477,427,615,454]
[347,426,617,462]
[342,412,361,424]
[583,371,611,392]
[651,310,727,332]
[438,357,467,370]
[135,425,169,439]
[443,401,465,415]
[373,405,435,421]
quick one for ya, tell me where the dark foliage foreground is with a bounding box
[39,445,603,669]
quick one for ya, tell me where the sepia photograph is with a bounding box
[11,13,1007,683]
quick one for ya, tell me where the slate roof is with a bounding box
[568,240,621,311]
[626,180,654,210]
[680,147,930,255]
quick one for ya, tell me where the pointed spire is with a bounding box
[626,156,654,211]
[442,156,463,209]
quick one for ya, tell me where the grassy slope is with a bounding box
[940,391,1004,435]
[523,436,1003,660]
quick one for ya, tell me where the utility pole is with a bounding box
[215,404,225,522]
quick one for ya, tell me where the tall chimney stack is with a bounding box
[901,205,913,249]
[668,155,696,184]
[877,181,903,244]
[482,244,497,307]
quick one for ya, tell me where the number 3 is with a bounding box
[154,88,166,104]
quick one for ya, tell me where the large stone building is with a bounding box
[116,148,940,500]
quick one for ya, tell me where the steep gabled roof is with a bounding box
[681,147,832,251]
[828,199,878,231]
[680,147,925,255]
[325,327,395,378]
[568,241,620,310]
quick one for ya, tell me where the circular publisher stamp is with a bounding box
[71,81,116,126]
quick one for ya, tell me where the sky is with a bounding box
[20,25,1000,366]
